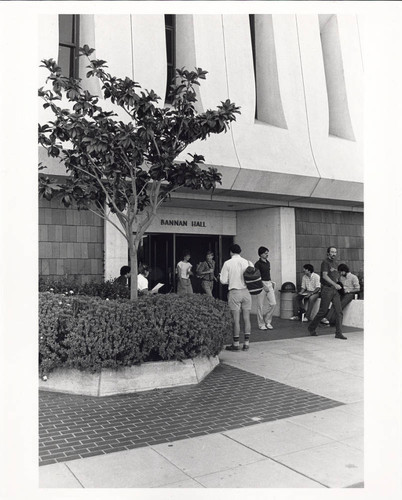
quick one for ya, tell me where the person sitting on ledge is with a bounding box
[138,264,158,295]
[321,263,360,326]
[290,264,321,322]
[114,266,131,287]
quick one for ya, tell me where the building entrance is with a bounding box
[140,233,233,299]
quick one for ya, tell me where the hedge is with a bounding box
[39,292,233,376]
[39,275,130,299]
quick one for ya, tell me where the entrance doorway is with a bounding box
[140,233,234,300]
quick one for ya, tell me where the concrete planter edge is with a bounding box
[39,355,220,397]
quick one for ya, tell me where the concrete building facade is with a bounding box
[38,13,364,305]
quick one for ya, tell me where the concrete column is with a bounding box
[79,15,101,96]
[236,206,296,315]
[279,207,297,286]
[104,213,128,281]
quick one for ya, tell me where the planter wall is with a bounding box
[39,356,220,396]
[310,298,364,329]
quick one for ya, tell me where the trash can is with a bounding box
[279,282,297,320]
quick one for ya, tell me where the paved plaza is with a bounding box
[39,319,364,488]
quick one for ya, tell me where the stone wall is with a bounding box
[295,208,363,288]
[39,197,104,284]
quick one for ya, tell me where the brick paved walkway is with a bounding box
[39,364,344,466]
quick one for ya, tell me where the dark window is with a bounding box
[58,14,80,78]
[249,15,257,119]
[165,14,176,102]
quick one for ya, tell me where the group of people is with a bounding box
[290,258,360,329]
[219,244,360,352]
[296,246,360,340]
[212,244,277,351]
[176,250,218,296]
[116,243,360,350]
[115,264,157,295]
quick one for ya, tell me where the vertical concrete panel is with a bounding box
[279,207,296,285]
[189,15,228,111]
[255,15,287,128]
[237,207,298,313]
[230,14,317,182]
[271,15,308,137]
[175,15,203,113]
[93,15,134,122]
[94,15,133,79]
[337,15,364,144]
[104,212,128,281]
[79,15,101,96]
[38,15,59,124]
[174,15,240,177]
[131,15,167,102]
[297,14,363,184]
[222,15,255,125]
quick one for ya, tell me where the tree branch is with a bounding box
[86,155,127,221]
[87,204,128,241]
[155,184,183,211]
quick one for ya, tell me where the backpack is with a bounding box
[243,266,263,295]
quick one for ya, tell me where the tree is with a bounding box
[38,45,240,299]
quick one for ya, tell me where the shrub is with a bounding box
[39,293,75,375]
[39,275,130,299]
[39,292,233,376]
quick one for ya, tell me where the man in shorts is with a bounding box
[219,244,252,351]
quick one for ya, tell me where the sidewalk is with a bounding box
[39,320,364,488]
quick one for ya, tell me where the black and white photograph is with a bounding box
[0,1,401,498]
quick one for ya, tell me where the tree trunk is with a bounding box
[128,209,157,300]
[129,229,138,300]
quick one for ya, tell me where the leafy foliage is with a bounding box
[38,47,240,298]
[39,292,233,375]
[39,275,130,299]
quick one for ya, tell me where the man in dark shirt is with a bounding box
[115,266,131,287]
[255,246,276,330]
[308,246,346,339]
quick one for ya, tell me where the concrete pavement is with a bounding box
[39,330,364,488]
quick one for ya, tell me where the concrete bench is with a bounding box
[310,298,364,329]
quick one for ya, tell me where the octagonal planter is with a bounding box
[39,356,220,397]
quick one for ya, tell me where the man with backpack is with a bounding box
[219,244,252,351]
[255,246,277,330]
[196,250,217,297]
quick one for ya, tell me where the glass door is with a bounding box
[142,234,174,294]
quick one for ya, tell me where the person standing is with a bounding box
[176,250,193,295]
[197,250,217,297]
[219,244,252,351]
[308,246,347,339]
[254,246,276,330]
[321,263,360,325]
[290,264,321,322]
